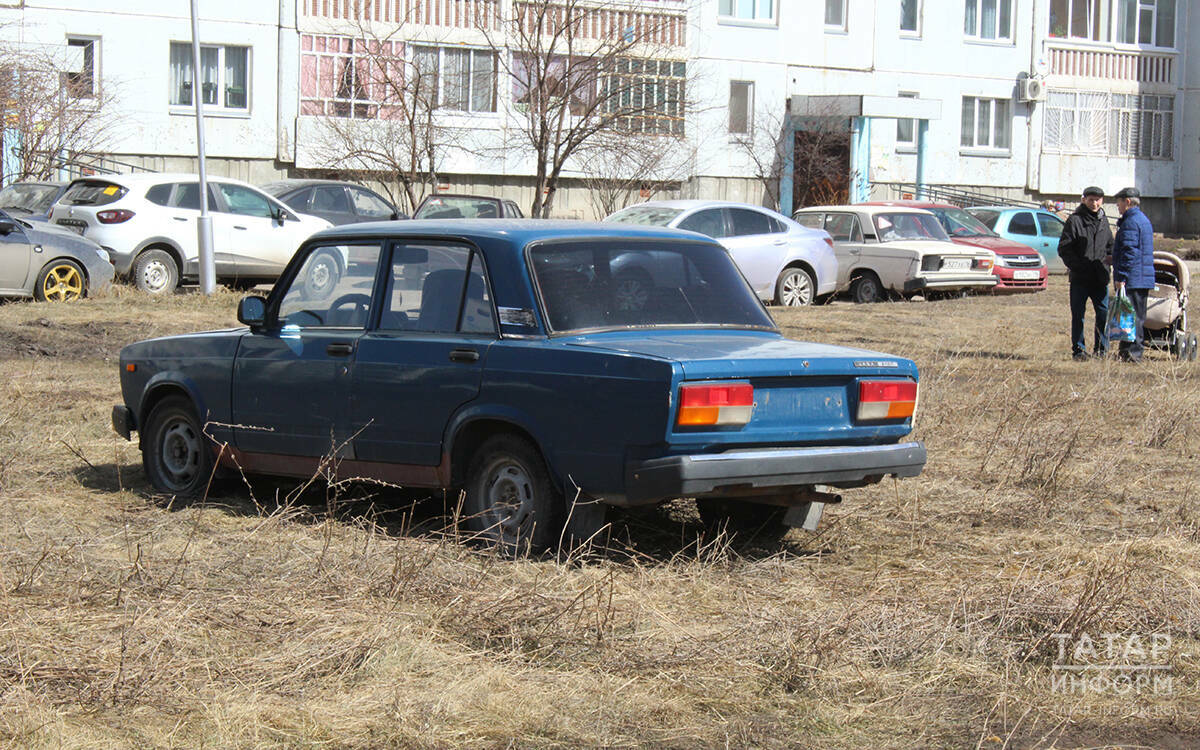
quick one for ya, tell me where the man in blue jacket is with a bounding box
[1111,187,1156,362]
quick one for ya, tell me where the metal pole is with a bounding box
[190,0,216,294]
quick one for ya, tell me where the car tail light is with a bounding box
[857,379,918,421]
[96,209,135,224]
[676,382,753,427]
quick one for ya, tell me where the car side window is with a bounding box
[145,184,172,206]
[217,184,275,218]
[349,188,393,219]
[793,213,823,230]
[823,213,862,242]
[728,208,773,237]
[170,182,220,211]
[276,243,383,328]
[379,243,495,335]
[312,186,352,213]
[288,188,314,210]
[1009,212,1037,236]
[504,200,524,218]
[1037,213,1064,238]
[677,209,727,238]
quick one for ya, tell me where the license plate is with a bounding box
[1013,269,1040,280]
[941,257,971,271]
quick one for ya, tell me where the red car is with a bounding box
[863,201,1047,293]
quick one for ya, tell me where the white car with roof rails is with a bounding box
[49,173,331,294]
[604,199,837,306]
[792,205,997,302]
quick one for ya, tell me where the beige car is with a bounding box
[793,205,997,302]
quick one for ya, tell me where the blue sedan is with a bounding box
[112,221,926,550]
[966,206,1069,273]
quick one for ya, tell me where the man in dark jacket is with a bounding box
[1111,187,1156,362]
[1058,186,1113,360]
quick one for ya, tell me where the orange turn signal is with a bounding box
[676,383,753,427]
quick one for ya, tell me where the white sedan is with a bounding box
[793,205,997,302]
[604,200,837,306]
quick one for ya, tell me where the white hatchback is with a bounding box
[604,200,837,306]
[49,173,331,294]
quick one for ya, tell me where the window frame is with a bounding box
[900,0,922,35]
[717,0,777,26]
[168,41,251,114]
[1115,0,1175,48]
[64,36,98,99]
[896,91,919,150]
[728,80,753,135]
[960,95,1012,154]
[963,0,1014,43]
[412,44,497,114]
[824,0,847,31]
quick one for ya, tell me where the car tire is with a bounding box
[134,249,179,295]
[463,434,562,553]
[34,259,86,302]
[1188,333,1198,362]
[774,266,815,306]
[303,250,342,300]
[695,498,788,543]
[142,395,214,497]
[849,273,884,304]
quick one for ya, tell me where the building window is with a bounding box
[900,0,921,33]
[169,42,249,111]
[413,45,496,113]
[1043,90,1174,159]
[825,0,846,28]
[1048,0,1104,41]
[601,58,686,136]
[1116,0,1175,47]
[960,95,1011,150]
[63,37,97,98]
[896,91,918,147]
[964,0,1013,41]
[718,0,774,22]
[729,80,752,134]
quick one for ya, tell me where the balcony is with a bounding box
[1046,42,1176,87]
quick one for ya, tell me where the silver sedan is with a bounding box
[0,211,114,301]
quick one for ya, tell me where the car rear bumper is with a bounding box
[622,441,926,505]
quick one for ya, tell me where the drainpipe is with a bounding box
[278,0,299,166]
[779,112,794,213]
[914,119,929,199]
[1025,0,1042,199]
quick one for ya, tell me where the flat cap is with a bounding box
[1082,186,1104,197]
[1114,187,1140,200]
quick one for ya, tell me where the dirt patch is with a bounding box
[0,318,170,361]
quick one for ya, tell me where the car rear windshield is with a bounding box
[0,183,60,213]
[414,196,503,219]
[873,212,950,242]
[61,180,128,207]
[603,205,684,226]
[529,239,776,333]
[967,209,1001,230]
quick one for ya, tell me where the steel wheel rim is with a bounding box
[160,418,201,490]
[780,270,812,306]
[482,459,534,542]
[43,264,83,301]
[309,259,334,294]
[141,259,171,293]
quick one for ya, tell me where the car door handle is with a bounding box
[234,225,248,231]
[449,348,479,363]
[326,342,354,356]
[173,216,188,222]
[773,239,787,246]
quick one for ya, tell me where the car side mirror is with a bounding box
[0,219,16,235]
[272,206,287,226]
[238,295,268,327]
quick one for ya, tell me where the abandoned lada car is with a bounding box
[113,220,926,550]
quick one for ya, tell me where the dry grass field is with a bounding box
[1,274,1199,749]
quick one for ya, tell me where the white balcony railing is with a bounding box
[1047,43,1175,86]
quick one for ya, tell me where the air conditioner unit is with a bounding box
[1018,76,1046,103]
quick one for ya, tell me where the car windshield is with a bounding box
[603,205,685,226]
[414,196,503,219]
[872,212,950,242]
[0,184,59,213]
[529,239,775,333]
[931,206,997,238]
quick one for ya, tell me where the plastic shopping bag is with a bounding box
[1107,290,1136,343]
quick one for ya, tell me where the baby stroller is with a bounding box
[1144,251,1197,360]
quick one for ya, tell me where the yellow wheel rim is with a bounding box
[42,264,84,302]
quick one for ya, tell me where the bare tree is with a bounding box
[306,23,454,214]
[0,39,116,182]
[483,0,690,217]
[576,130,691,217]
[733,103,853,214]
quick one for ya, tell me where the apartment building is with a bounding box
[0,1,1193,230]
